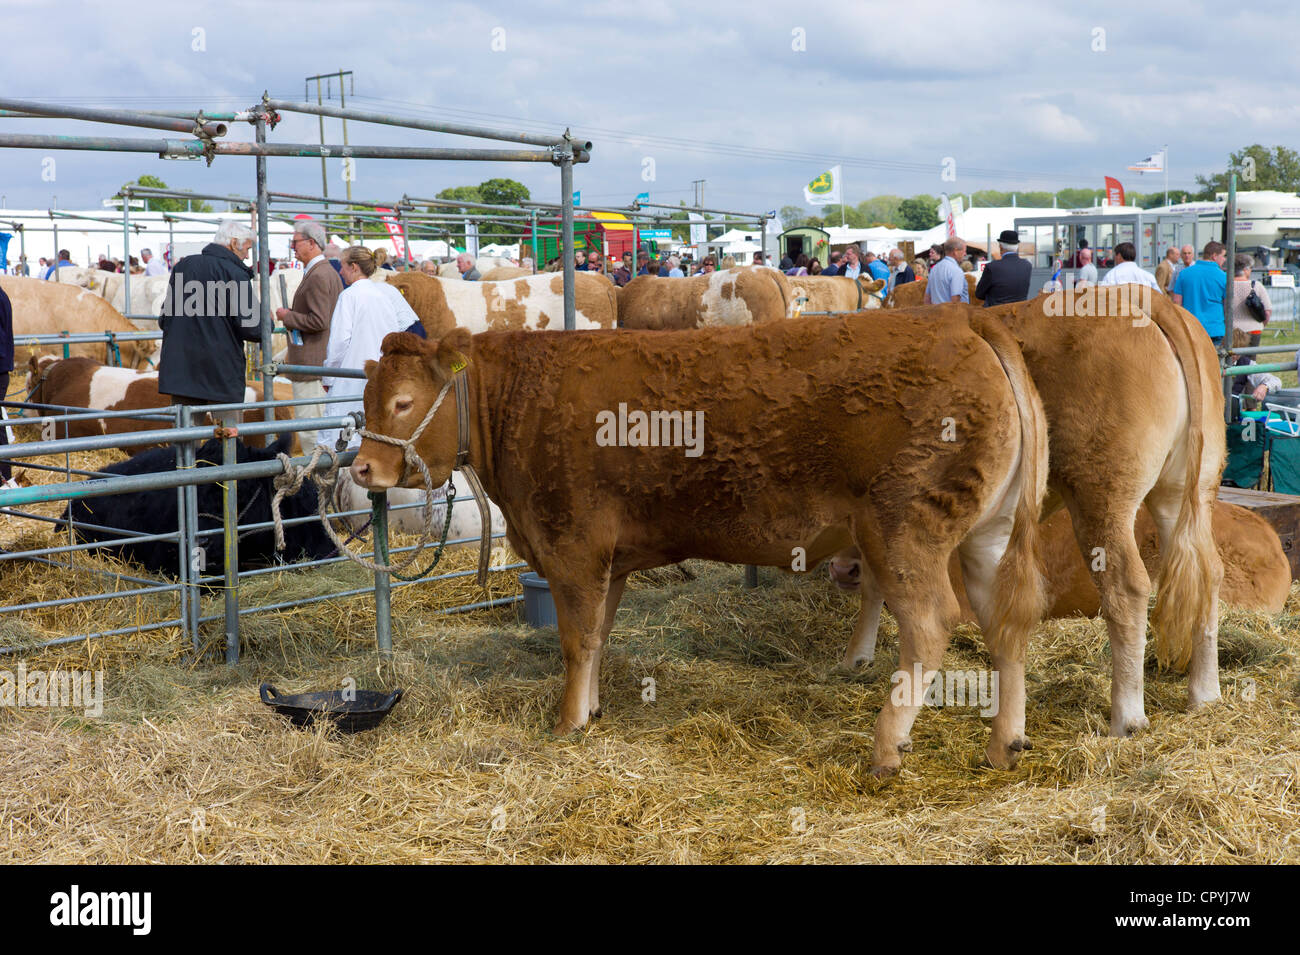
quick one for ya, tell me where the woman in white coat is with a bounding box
[318,246,421,450]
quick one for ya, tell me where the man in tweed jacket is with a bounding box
[275,220,343,449]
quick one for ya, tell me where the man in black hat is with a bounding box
[974,229,1033,306]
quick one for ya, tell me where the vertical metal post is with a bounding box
[17,225,25,276]
[256,106,273,405]
[370,491,393,654]
[315,78,329,212]
[174,413,192,657]
[339,71,352,206]
[222,416,239,664]
[179,404,202,652]
[743,565,759,589]
[167,216,175,269]
[530,208,538,272]
[560,146,576,330]
[122,196,131,317]
[760,216,767,267]
[1223,172,1237,424]
[51,216,58,281]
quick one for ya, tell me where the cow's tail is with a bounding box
[1146,295,1223,670]
[971,314,1048,660]
[768,268,792,317]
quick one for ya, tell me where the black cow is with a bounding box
[64,434,335,579]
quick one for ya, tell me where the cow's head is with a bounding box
[857,276,887,309]
[350,328,472,491]
[25,353,58,403]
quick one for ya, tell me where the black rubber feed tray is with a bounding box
[259,683,403,733]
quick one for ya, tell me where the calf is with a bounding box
[830,501,1289,646]
[26,354,299,452]
[350,319,1049,775]
[63,434,334,578]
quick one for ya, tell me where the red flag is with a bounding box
[375,207,408,260]
[1104,176,1125,207]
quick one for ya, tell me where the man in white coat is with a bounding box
[319,245,421,450]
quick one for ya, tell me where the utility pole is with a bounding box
[692,179,706,208]
[305,70,354,214]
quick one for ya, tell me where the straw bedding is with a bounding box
[0,445,1297,863]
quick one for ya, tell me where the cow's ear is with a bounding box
[364,359,379,381]
[865,278,885,294]
[432,327,473,379]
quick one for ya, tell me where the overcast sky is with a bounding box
[0,0,1295,217]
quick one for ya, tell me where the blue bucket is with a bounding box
[519,572,558,628]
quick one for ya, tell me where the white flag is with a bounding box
[803,165,842,206]
[688,212,707,246]
[1128,151,1165,173]
[938,194,957,239]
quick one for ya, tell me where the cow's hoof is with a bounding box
[897,738,913,753]
[589,706,603,720]
[986,738,1028,770]
[868,762,900,779]
[1111,715,1150,737]
[839,653,873,671]
[551,718,586,736]
[1186,691,1221,713]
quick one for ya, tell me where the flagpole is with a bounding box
[1164,143,1169,206]
[840,165,845,232]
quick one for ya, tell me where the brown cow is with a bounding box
[350,316,1049,775]
[383,272,617,336]
[888,273,982,308]
[618,267,792,329]
[830,502,1289,631]
[832,287,1226,737]
[0,275,156,369]
[788,275,886,313]
[24,355,298,452]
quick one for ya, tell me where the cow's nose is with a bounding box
[827,559,861,590]
[351,460,372,486]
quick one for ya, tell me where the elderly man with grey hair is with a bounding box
[457,253,481,281]
[158,220,261,408]
[274,219,343,448]
[419,258,439,277]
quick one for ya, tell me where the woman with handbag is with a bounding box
[1232,252,1272,349]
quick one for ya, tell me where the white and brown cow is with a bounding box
[787,275,886,313]
[383,271,618,336]
[617,267,792,329]
[332,467,507,544]
[0,276,156,370]
[350,315,1049,776]
[25,355,298,451]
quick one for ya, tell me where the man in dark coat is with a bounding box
[0,282,12,485]
[974,229,1033,306]
[158,221,262,405]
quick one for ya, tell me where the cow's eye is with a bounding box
[394,396,414,415]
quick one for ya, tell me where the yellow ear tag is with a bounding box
[450,357,468,374]
[399,287,407,296]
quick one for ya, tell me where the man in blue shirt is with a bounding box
[864,250,890,282]
[1171,240,1228,340]
[925,237,969,304]
[43,249,74,280]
